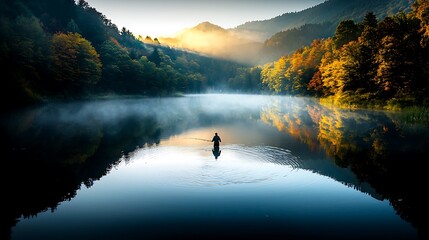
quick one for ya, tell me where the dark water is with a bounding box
[2,94,427,240]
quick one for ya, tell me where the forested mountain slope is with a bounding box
[0,0,259,111]
[235,0,412,41]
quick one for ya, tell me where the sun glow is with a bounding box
[85,0,325,38]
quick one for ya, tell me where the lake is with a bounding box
[2,94,427,240]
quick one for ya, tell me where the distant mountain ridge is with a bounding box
[234,0,413,41]
[192,21,226,32]
[158,0,413,64]
[159,22,263,65]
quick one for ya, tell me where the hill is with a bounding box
[159,22,263,65]
[0,0,259,111]
[160,0,413,64]
[234,0,413,41]
[259,22,336,63]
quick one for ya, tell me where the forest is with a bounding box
[236,0,412,40]
[0,0,261,112]
[1,0,429,111]
[261,0,429,109]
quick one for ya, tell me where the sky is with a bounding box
[85,0,325,38]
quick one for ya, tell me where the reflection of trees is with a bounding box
[2,111,161,239]
[317,109,345,164]
[261,98,427,238]
[261,98,320,151]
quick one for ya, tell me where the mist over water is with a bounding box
[3,94,426,240]
[3,94,287,143]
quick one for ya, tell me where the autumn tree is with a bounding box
[376,13,424,100]
[261,56,289,93]
[286,39,333,94]
[51,32,102,94]
[411,0,429,102]
[412,0,429,46]
[309,39,337,97]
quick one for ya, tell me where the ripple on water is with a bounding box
[224,144,302,169]
[124,144,304,188]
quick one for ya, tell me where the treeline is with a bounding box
[261,0,429,109]
[261,22,336,62]
[2,0,428,111]
[0,0,260,111]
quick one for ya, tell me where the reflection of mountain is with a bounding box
[159,22,263,65]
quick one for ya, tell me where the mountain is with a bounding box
[259,22,336,63]
[0,0,260,112]
[160,0,413,65]
[159,22,263,65]
[234,0,413,41]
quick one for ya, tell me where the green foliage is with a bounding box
[262,23,335,62]
[66,19,81,34]
[394,106,429,124]
[236,0,412,39]
[1,0,259,110]
[0,14,49,110]
[333,20,361,48]
[3,0,426,111]
[228,67,262,92]
[51,32,102,94]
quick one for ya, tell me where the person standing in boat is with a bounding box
[211,132,221,148]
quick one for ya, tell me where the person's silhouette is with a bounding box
[211,132,221,148]
[211,133,222,159]
[212,146,221,159]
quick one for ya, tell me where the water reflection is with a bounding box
[260,96,427,238]
[1,94,427,239]
[9,144,419,240]
[212,146,221,159]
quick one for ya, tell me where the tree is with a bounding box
[66,19,81,34]
[1,15,49,109]
[51,32,102,94]
[375,13,424,100]
[411,0,429,102]
[340,12,380,96]
[412,0,429,46]
[261,56,290,93]
[148,48,162,66]
[333,20,361,49]
[77,0,90,9]
[144,36,153,43]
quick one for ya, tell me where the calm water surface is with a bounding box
[2,94,427,239]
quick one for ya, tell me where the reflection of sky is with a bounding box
[85,0,324,37]
[12,143,418,240]
[7,94,425,239]
[160,123,281,147]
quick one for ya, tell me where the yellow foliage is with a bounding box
[51,32,102,85]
